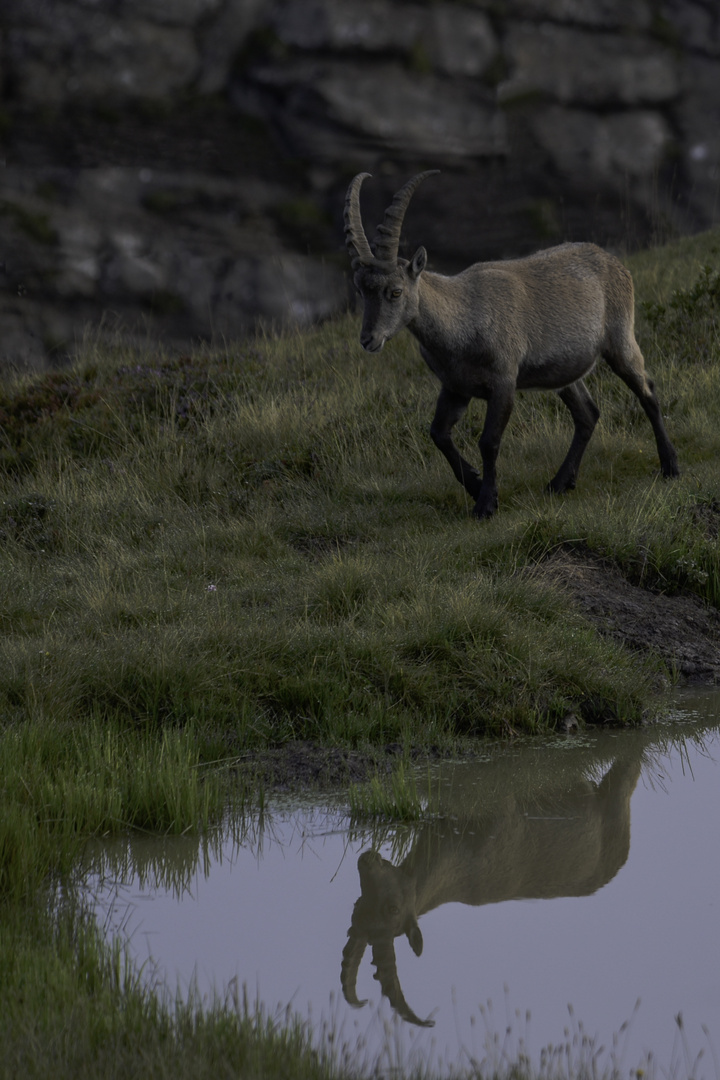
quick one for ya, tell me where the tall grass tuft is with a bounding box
[0,718,221,902]
[348,760,432,822]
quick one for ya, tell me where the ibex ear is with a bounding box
[406,918,423,957]
[408,246,427,280]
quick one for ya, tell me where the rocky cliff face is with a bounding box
[1,0,719,370]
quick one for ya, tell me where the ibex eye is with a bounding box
[390,288,402,298]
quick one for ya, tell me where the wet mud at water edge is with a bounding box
[80,689,720,1078]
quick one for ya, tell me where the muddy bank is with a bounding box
[540,548,720,685]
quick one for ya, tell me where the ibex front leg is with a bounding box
[474,385,514,519]
[430,388,481,501]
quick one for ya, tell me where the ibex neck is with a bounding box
[409,272,471,356]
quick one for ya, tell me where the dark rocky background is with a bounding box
[1,0,719,370]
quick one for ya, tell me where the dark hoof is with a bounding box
[546,478,576,495]
[472,498,498,520]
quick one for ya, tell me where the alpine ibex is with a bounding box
[344,172,679,518]
[341,743,645,1027]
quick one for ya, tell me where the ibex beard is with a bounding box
[345,171,679,520]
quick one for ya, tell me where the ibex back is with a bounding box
[345,171,679,519]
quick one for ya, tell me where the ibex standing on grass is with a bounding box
[345,171,679,519]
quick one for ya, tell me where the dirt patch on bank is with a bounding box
[539,548,720,684]
[242,741,378,792]
[239,740,450,793]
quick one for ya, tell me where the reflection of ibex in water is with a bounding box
[342,749,643,1027]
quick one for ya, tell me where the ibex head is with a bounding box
[341,849,434,1028]
[344,171,439,353]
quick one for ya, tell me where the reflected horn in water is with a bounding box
[340,905,368,1009]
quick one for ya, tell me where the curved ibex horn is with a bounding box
[371,170,440,265]
[344,172,375,267]
[371,940,435,1028]
[341,929,369,1008]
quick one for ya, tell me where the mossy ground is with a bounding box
[0,228,719,1076]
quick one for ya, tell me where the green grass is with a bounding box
[0,904,340,1080]
[0,227,719,1075]
[348,759,433,821]
[0,717,221,902]
[3,297,714,753]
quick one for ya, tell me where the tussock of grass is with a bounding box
[348,760,431,821]
[0,718,219,902]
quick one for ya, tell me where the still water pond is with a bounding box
[82,691,720,1076]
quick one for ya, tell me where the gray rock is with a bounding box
[72,166,291,221]
[6,162,327,335]
[675,56,720,224]
[1,0,719,366]
[273,0,425,51]
[0,311,48,372]
[169,250,220,326]
[53,214,103,298]
[243,60,507,162]
[532,106,671,189]
[120,0,224,28]
[78,167,151,211]
[429,6,498,77]
[0,297,86,371]
[312,64,505,158]
[661,0,720,57]
[273,0,497,76]
[0,187,63,296]
[198,0,267,94]
[7,5,200,105]
[214,254,347,337]
[497,0,651,29]
[499,23,679,107]
[104,230,169,299]
[602,112,673,180]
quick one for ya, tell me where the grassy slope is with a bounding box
[3,261,720,752]
[0,228,719,1075]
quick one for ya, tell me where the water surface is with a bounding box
[82,690,720,1076]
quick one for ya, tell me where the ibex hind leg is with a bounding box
[603,341,679,478]
[547,380,600,494]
